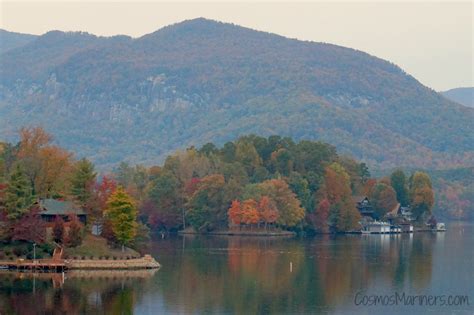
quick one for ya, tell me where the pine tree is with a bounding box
[104,187,137,251]
[390,169,409,206]
[4,164,34,220]
[70,158,97,208]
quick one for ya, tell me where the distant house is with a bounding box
[36,199,87,225]
[398,205,414,221]
[353,196,375,218]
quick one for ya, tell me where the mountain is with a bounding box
[441,87,474,108]
[1,18,473,169]
[0,29,37,53]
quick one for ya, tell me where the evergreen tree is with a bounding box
[105,187,137,251]
[70,158,97,208]
[4,164,34,220]
[390,169,409,206]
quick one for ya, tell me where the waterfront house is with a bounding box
[353,196,375,218]
[37,199,87,224]
[398,205,414,221]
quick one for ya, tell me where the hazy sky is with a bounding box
[1,1,472,91]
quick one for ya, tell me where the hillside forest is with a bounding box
[0,127,441,249]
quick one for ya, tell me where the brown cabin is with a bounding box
[352,196,375,218]
[37,199,87,225]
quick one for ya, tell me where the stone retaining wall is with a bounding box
[66,255,160,270]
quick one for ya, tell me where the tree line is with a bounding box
[0,127,435,245]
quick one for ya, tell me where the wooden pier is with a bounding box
[0,259,67,272]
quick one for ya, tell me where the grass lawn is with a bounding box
[64,234,140,259]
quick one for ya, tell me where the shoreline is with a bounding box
[178,230,296,237]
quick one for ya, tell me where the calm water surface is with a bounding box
[0,222,472,314]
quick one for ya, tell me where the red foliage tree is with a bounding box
[184,177,202,197]
[53,216,65,244]
[94,175,117,215]
[66,214,83,247]
[312,199,330,233]
[12,206,46,244]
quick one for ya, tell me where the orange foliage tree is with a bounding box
[16,127,72,197]
[228,200,242,229]
[258,196,279,230]
[241,199,260,228]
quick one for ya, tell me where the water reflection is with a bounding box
[0,224,471,314]
[0,269,157,314]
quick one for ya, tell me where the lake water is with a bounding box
[0,222,472,314]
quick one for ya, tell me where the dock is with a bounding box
[0,259,66,272]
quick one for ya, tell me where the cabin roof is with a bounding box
[39,199,86,216]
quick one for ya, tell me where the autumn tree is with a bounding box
[3,164,34,221]
[258,196,279,230]
[321,163,361,232]
[370,182,398,219]
[228,200,242,229]
[12,206,45,244]
[257,179,305,228]
[16,127,72,197]
[53,216,65,244]
[241,199,260,228]
[309,199,330,233]
[67,214,83,247]
[390,169,409,206]
[409,172,435,221]
[105,187,138,251]
[92,175,117,218]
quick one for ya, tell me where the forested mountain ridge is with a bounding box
[441,87,474,108]
[1,18,473,169]
[0,29,37,53]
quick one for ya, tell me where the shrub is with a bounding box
[39,243,54,255]
[13,246,27,257]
